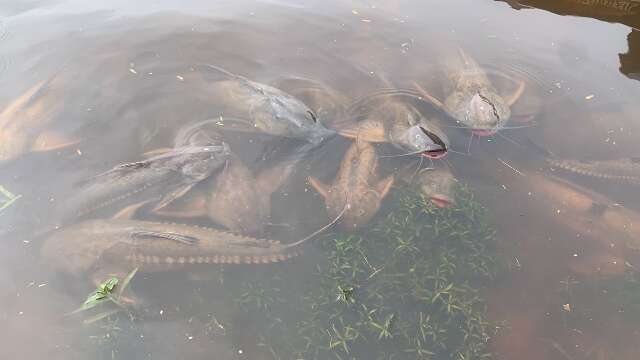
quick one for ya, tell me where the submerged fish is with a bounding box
[58,143,230,225]
[547,157,640,185]
[198,65,334,144]
[337,99,449,159]
[513,173,640,253]
[308,141,394,230]
[156,156,295,235]
[398,164,457,207]
[436,47,519,135]
[0,79,79,164]
[41,219,308,287]
[362,47,524,135]
[272,77,350,127]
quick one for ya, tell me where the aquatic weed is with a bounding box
[229,184,502,359]
[0,184,21,213]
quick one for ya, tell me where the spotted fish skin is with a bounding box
[308,141,394,230]
[57,143,230,225]
[441,47,511,133]
[548,157,640,185]
[41,219,303,282]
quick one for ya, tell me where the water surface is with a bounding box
[2,1,640,359]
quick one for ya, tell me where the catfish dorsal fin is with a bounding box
[376,175,395,199]
[112,201,150,220]
[152,183,199,212]
[131,230,198,245]
[337,120,387,142]
[589,202,608,216]
[257,160,296,195]
[31,131,81,152]
[152,192,208,219]
[308,176,331,199]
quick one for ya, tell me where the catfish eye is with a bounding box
[307,110,317,123]
[419,126,447,150]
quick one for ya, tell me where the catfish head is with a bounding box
[445,91,510,136]
[387,103,449,158]
[415,168,457,207]
[154,142,231,182]
[251,82,332,142]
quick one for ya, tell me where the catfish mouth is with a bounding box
[472,129,497,137]
[430,194,454,208]
[422,148,447,159]
[419,126,448,159]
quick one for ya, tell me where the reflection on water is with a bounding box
[621,30,640,80]
[2,0,640,359]
[499,0,640,81]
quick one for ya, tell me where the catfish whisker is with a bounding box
[446,149,472,157]
[466,133,474,155]
[500,123,539,130]
[496,131,522,147]
[379,150,425,158]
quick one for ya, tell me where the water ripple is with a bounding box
[0,19,8,42]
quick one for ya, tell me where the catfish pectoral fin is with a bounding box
[337,124,387,142]
[410,81,444,109]
[506,79,526,107]
[142,147,173,158]
[152,194,208,219]
[0,80,47,120]
[152,183,198,212]
[31,131,81,152]
[112,201,151,220]
[376,175,395,199]
[308,176,331,199]
[256,160,296,195]
[131,230,199,245]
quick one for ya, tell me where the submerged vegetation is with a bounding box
[228,185,502,359]
[0,185,21,213]
[72,268,139,325]
[73,185,502,359]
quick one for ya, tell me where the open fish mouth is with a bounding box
[429,194,454,208]
[472,129,497,137]
[422,148,447,159]
[419,126,448,159]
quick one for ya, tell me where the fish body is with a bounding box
[513,173,640,252]
[58,143,230,225]
[338,100,449,158]
[201,65,334,144]
[547,157,640,185]
[273,77,350,128]
[156,123,295,235]
[398,165,457,207]
[441,47,512,134]
[0,79,75,164]
[41,219,303,284]
[308,141,394,230]
[206,157,294,235]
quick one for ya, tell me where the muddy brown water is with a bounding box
[1,0,640,359]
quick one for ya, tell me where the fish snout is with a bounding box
[416,126,448,159]
[429,194,455,208]
[468,93,503,135]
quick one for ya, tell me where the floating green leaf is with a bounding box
[69,268,138,319]
[0,185,21,213]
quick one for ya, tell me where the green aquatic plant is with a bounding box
[71,268,139,324]
[0,185,21,213]
[229,184,502,359]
